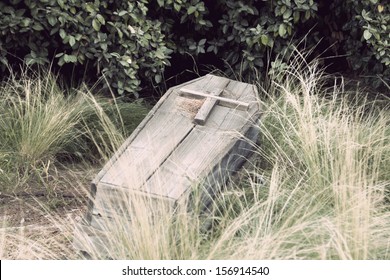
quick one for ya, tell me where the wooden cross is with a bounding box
[179,87,250,125]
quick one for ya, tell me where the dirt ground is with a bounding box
[0,166,96,259]
[0,160,259,259]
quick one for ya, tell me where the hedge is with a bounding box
[0,0,388,96]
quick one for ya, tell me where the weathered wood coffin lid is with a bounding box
[90,74,261,218]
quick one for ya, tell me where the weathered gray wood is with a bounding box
[91,75,233,217]
[143,80,259,200]
[91,75,207,186]
[96,75,259,208]
[94,76,230,217]
[193,88,223,125]
[92,182,176,218]
[98,75,223,189]
[179,88,251,110]
[75,74,262,255]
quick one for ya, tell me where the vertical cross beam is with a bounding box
[193,88,223,125]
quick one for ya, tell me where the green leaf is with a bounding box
[188,6,196,15]
[120,60,129,67]
[69,36,76,47]
[47,15,57,26]
[283,9,292,19]
[189,43,197,50]
[174,3,181,12]
[92,19,101,31]
[363,30,372,40]
[305,10,311,20]
[97,14,105,25]
[293,11,300,23]
[57,0,65,9]
[207,45,214,52]
[57,56,64,66]
[59,29,66,39]
[110,52,120,58]
[278,24,287,37]
[84,3,95,13]
[117,28,123,39]
[199,19,207,25]
[155,49,165,59]
[280,5,287,15]
[260,34,269,46]
[64,54,77,63]
[26,58,36,66]
[21,18,31,27]
[155,74,162,83]
[157,0,164,7]
[32,23,44,31]
[222,24,228,34]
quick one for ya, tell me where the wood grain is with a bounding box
[76,74,262,253]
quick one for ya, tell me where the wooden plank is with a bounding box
[92,182,176,218]
[193,83,261,209]
[99,109,193,188]
[179,88,250,110]
[193,88,223,125]
[199,125,261,210]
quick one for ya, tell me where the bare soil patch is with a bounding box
[0,165,97,259]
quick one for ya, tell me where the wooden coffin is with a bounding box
[74,74,261,253]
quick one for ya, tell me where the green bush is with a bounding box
[352,1,389,85]
[352,0,389,67]
[152,0,318,79]
[323,0,389,87]
[0,0,388,96]
[152,0,388,86]
[0,0,171,96]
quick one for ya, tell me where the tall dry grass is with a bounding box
[0,68,148,259]
[203,58,390,259]
[1,56,389,259]
[0,69,148,190]
[72,56,390,260]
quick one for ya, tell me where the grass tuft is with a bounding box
[0,69,148,191]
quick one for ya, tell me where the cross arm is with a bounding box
[179,88,250,110]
